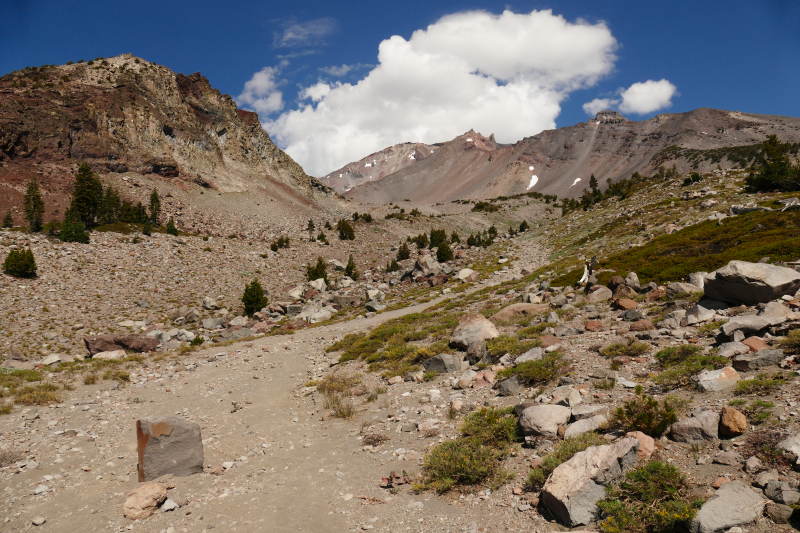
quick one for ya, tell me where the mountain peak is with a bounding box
[594,110,628,123]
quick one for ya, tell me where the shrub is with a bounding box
[519,220,529,232]
[418,438,506,493]
[306,257,328,283]
[242,278,268,316]
[734,373,786,395]
[59,213,90,243]
[142,220,152,236]
[781,330,800,355]
[317,372,362,395]
[3,248,37,278]
[600,341,650,358]
[324,220,332,230]
[324,393,355,419]
[166,218,178,236]
[743,429,794,467]
[682,172,703,186]
[362,213,373,223]
[423,370,438,382]
[451,231,460,243]
[344,254,358,279]
[611,386,677,437]
[472,201,499,212]
[2,210,14,228]
[409,233,429,248]
[597,461,702,533]
[337,219,355,240]
[436,240,453,262]
[497,352,565,385]
[430,229,448,249]
[744,135,800,192]
[13,383,62,405]
[316,231,328,244]
[653,346,728,390]
[385,259,400,272]
[396,242,411,261]
[460,407,520,448]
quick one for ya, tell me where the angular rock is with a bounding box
[202,296,219,310]
[137,416,204,482]
[613,298,638,311]
[93,349,126,361]
[732,348,784,371]
[666,282,702,298]
[514,347,543,364]
[629,319,654,332]
[765,480,800,505]
[519,404,571,437]
[719,407,747,437]
[745,456,764,473]
[455,268,475,281]
[765,503,794,524]
[688,480,765,533]
[422,354,460,374]
[365,301,386,312]
[466,341,490,365]
[625,272,641,291]
[687,272,709,291]
[552,386,582,408]
[332,294,363,308]
[124,482,167,520]
[713,450,742,465]
[84,334,159,356]
[586,286,612,303]
[670,410,720,442]
[308,278,327,292]
[563,415,607,438]
[625,431,655,460]
[697,367,739,392]
[449,313,500,350]
[704,260,800,305]
[497,376,524,397]
[491,303,548,322]
[201,317,225,329]
[777,433,800,457]
[741,336,769,352]
[717,342,750,358]
[541,438,640,527]
[571,404,608,421]
[760,301,791,318]
[455,370,477,390]
[722,316,784,337]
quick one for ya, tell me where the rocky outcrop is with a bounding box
[704,261,800,305]
[84,334,159,356]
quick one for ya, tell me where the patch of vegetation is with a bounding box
[610,386,677,437]
[600,342,650,359]
[13,383,62,405]
[734,373,786,395]
[597,461,702,533]
[743,135,800,192]
[472,201,499,213]
[781,330,800,355]
[270,235,290,251]
[697,320,727,337]
[324,393,356,419]
[241,278,269,316]
[316,372,362,395]
[3,248,37,278]
[526,432,605,490]
[166,218,178,236]
[653,345,728,390]
[337,219,355,240]
[743,429,794,467]
[742,400,775,425]
[325,333,364,353]
[344,254,359,279]
[486,335,540,358]
[496,353,565,386]
[396,242,411,261]
[552,210,800,286]
[423,370,438,382]
[417,407,518,493]
[306,256,329,283]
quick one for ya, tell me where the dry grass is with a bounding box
[13,383,62,405]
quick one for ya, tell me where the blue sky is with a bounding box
[3,0,798,175]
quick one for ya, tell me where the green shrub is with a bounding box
[744,135,800,192]
[781,330,800,355]
[3,248,37,278]
[385,259,400,272]
[142,220,152,236]
[460,407,520,448]
[344,254,358,279]
[23,177,45,232]
[472,201,499,212]
[498,352,565,386]
[417,438,506,493]
[59,214,89,243]
[597,461,702,533]
[451,231,460,243]
[2,210,14,228]
[409,233,429,248]
[306,257,328,283]
[600,342,650,358]
[519,220,529,232]
[429,229,448,249]
[734,373,786,395]
[611,386,677,437]
[422,370,438,382]
[436,240,454,262]
[241,279,268,316]
[653,346,728,389]
[166,218,178,236]
[526,433,605,490]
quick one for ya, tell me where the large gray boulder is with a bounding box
[721,316,785,337]
[670,410,719,442]
[704,260,800,305]
[422,354,461,374]
[449,313,499,349]
[732,348,785,371]
[541,438,640,527]
[667,282,703,298]
[137,416,204,482]
[496,376,524,396]
[688,481,765,533]
[518,404,571,437]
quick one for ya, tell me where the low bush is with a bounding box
[13,383,62,405]
[653,345,728,390]
[743,429,794,467]
[526,432,605,490]
[242,278,269,316]
[734,373,786,395]
[497,353,566,386]
[3,248,37,278]
[316,372,362,395]
[472,201,499,212]
[396,242,411,261]
[460,407,520,448]
[166,218,178,236]
[306,256,328,283]
[600,341,650,358]
[781,330,800,355]
[324,393,355,419]
[611,386,677,437]
[597,461,702,533]
[486,335,540,358]
[344,254,358,279]
[337,219,355,240]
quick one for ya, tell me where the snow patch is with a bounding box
[527,175,538,189]
[466,138,473,142]
[528,166,534,171]
[569,178,581,187]
[339,174,343,178]
[365,163,372,167]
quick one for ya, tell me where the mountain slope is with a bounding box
[332,108,800,204]
[0,54,336,226]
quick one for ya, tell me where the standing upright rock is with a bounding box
[137,416,204,482]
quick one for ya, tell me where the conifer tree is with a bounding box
[242,279,268,316]
[69,163,103,227]
[23,177,45,232]
[149,189,161,225]
[344,254,359,279]
[166,218,178,236]
[3,248,37,278]
[2,210,13,228]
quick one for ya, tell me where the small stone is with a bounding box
[719,406,747,437]
[32,516,46,526]
[711,477,730,488]
[124,482,167,520]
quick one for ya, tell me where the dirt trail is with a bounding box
[2,272,522,532]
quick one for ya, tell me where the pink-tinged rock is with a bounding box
[586,286,612,303]
[388,376,403,385]
[629,319,655,332]
[540,335,560,349]
[613,298,638,311]
[697,367,739,392]
[585,320,603,332]
[93,349,126,360]
[519,405,571,437]
[719,406,747,437]
[711,477,731,488]
[124,482,167,520]
[84,334,158,355]
[625,431,655,460]
[449,313,500,350]
[472,371,495,389]
[490,303,549,322]
[741,336,768,352]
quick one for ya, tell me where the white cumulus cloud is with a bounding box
[583,79,678,116]
[237,67,284,115]
[248,9,619,176]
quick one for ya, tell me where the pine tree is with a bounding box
[60,211,90,243]
[436,240,453,263]
[344,254,359,279]
[2,210,13,228]
[97,186,121,224]
[166,218,178,236]
[23,177,45,232]
[242,279,269,316]
[396,242,410,261]
[306,257,328,282]
[450,231,460,244]
[69,163,103,227]
[337,219,355,240]
[3,248,37,278]
[307,218,315,239]
[149,189,161,225]
[142,219,152,236]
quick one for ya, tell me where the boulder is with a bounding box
[719,407,747,437]
[202,296,219,310]
[518,405,571,437]
[607,275,626,291]
[93,349,126,361]
[308,278,327,292]
[364,301,386,312]
[552,386,582,408]
[670,410,719,442]
[137,416,204,482]
[625,272,641,291]
[625,431,655,460]
[332,294,363,308]
[422,354,461,374]
[563,415,607,438]
[124,482,167,520]
[571,404,608,421]
[721,316,785,337]
[541,438,640,527]
[496,376,524,397]
[83,334,158,356]
[449,313,500,349]
[777,434,800,465]
[586,286,612,303]
[687,272,709,291]
[514,347,543,364]
[491,303,548,322]
[666,282,702,298]
[764,480,800,505]
[688,481,765,533]
[201,317,225,329]
[466,341,490,365]
[765,503,794,524]
[697,367,739,392]
[613,298,638,311]
[456,268,475,281]
[704,260,800,305]
[629,319,655,332]
[454,370,477,390]
[717,342,750,358]
[413,255,441,277]
[612,285,637,300]
[741,336,769,352]
[732,348,784,371]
